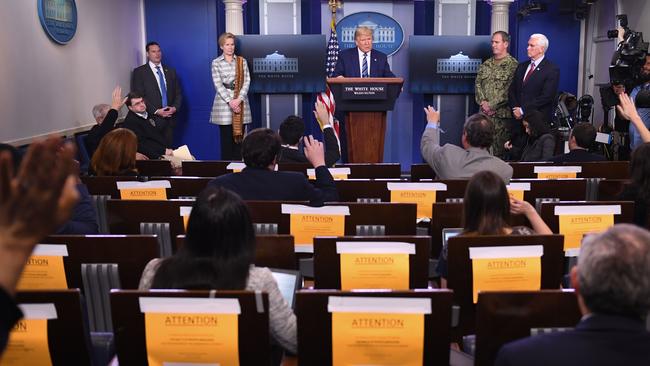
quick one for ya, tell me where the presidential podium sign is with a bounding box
[327,77,403,163]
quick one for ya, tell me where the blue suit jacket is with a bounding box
[332,47,395,78]
[495,314,650,366]
[208,166,338,206]
[508,57,560,121]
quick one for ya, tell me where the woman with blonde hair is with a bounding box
[210,32,252,160]
[90,128,138,176]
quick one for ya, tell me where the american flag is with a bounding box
[318,17,341,139]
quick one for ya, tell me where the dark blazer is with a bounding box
[131,63,182,129]
[332,47,395,78]
[85,109,118,159]
[208,166,338,206]
[122,111,169,159]
[55,183,98,235]
[277,128,340,167]
[547,149,607,163]
[520,133,556,162]
[508,57,560,121]
[495,314,650,366]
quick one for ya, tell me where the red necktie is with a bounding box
[523,62,536,84]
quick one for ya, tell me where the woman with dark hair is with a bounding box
[437,170,552,287]
[138,186,296,353]
[90,128,138,176]
[505,110,556,161]
[618,143,650,227]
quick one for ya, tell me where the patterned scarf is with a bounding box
[232,56,245,143]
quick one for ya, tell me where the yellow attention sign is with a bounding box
[0,319,53,366]
[536,172,577,179]
[16,255,67,290]
[390,190,436,218]
[308,173,349,180]
[182,215,189,231]
[471,256,541,303]
[119,188,167,200]
[144,312,239,366]
[339,253,410,290]
[290,214,345,246]
[507,189,524,201]
[559,214,614,250]
[332,312,424,366]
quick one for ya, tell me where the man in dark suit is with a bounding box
[508,33,559,159]
[122,92,173,160]
[85,86,126,159]
[277,101,340,167]
[547,123,606,163]
[209,128,338,206]
[332,26,395,78]
[495,224,650,366]
[131,42,182,146]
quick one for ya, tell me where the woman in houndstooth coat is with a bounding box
[210,32,252,160]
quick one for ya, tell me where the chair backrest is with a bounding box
[140,222,173,257]
[151,176,211,198]
[81,176,140,198]
[110,290,271,365]
[539,200,635,233]
[335,179,469,203]
[474,290,581,366]
[81,263,120,332]
[596,179,628,201]
[106,199,193,252]
[410,163,436,181]
[446,235,565,338]
[45,234,160,289]
[75,132,90,174]
[14,289,94,365]
[181,160,233,177]
[510,161,629,179]
[254,223,279,235]
[334,163,402,178]
[175,234,297,270]
[296,289,453,366]
[278,163,402,179]
[313,236,431,289]
[245,201,417,236]
[136,159,172,176]
[510,178,588,204]
[90,194,111,233]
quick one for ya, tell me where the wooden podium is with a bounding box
[327,77,403,163]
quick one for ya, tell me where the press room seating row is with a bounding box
[17,287,580,366]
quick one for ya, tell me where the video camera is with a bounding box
[608,14,648,86]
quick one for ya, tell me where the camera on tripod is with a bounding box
[608,14,648,86]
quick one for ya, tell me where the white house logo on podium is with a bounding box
[38,0,78,44]
[436,52,482,74]
[336,12,404,56]
[253,52,299,73]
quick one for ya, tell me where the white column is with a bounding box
[489,0,514,34]
[223,0,244,35]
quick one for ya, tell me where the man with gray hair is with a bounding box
[507,33,559,159]
[495,224,650,366]
[85,86,126,158]
[420,105,513,182]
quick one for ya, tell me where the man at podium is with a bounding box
[332,26,395,78]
